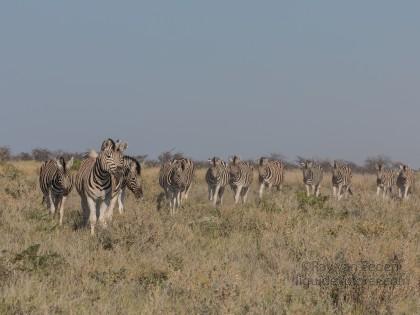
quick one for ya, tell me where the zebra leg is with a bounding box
[106,194,119,222]
[58,196,66,226]
[86,197,97,236]
[404,186,409,199]
[306,185,311,197]
[208,185,213,201]
[234,185,242,204]
[48,191,56,215]
[218,187,225,206]
[337,184,343,201]
[333,186,337,198]
[398,187,403,199]
[118,188,126,214]
[242,187,250,204]
[213,185,221,207]
[311,185,316,196]
[184,184,192,201]
[98,199,110,228]
[259,183,265,199]
[315,185,321,197]
[80,194,89,226]
[376,186,381,197]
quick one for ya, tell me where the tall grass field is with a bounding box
[0,161,419,314]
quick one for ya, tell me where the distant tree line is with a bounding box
[0,145,410,173]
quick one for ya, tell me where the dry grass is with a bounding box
[0,161,419,314]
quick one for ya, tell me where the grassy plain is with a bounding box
[0,161,419,314]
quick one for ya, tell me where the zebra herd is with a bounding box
[39,138,416,235]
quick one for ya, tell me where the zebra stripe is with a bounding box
[39,157,74,225]
[257,157,284,199]
[300,160,323,197]
[159,158,194,214]
[177,158,195,202]
[331,160,353,200]
[74,138,126,235]
[115,156,143,214]
[206,157,230,206]
[376,163,397,198]
[229,156,254,204]
[397,164,415,200]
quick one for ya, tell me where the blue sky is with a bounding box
[1,1,419,166]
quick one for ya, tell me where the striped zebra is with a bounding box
[228,156,254,204]
[74,139,126,235]
[159,158,193,214]
[300,160,323,197]
[206,157,230,206]
[257,157,285,199]
[39,157,74,225]
[178,158,195,202]
[331,160,353,200]
[397,164,415,199]
[376,163,397,198]
[110,155,144,217]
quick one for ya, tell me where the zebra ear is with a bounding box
[55,159,64,170]
[66,157,74,171]
[399,164,404,170]
[117,142,128,152]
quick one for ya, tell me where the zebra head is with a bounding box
[228,155,241,181]
[257,157,270,178]
[208,157,223,177]
[98,138,127,176]
[125,157,144,199]
[170,159,187,189]
[55,157,74,194]
[300,160,314,181]
[398,164,411,181]
[331,160,341,177]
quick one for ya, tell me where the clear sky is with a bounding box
[1,1,419,166]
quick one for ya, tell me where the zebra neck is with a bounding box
[92,159,111,186]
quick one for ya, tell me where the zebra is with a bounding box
[205,157,230,206]
[109,155,144,218]
[74,139,126,235]
[300,160,323,197]
[159,158,192,215]
[228,156,254,204]
[177,158,195,202]
[331,160,353,200]
[376,163,397,198]
[257,157,285,199]
[397,164,415,199]
[39,156,74,225]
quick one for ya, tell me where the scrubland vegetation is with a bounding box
[0,161,419,314]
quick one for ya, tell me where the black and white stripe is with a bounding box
[257,157,285,199]
[397,164,415,200]
[300,160,323,197]
[228,156,254,204]
[74,138,126,235]
[206,157,230,206]
[331,160,353,200]
[115,156,144,214]
[376,163,397,198]
[159,158,194,214]
[39,157,74,225]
